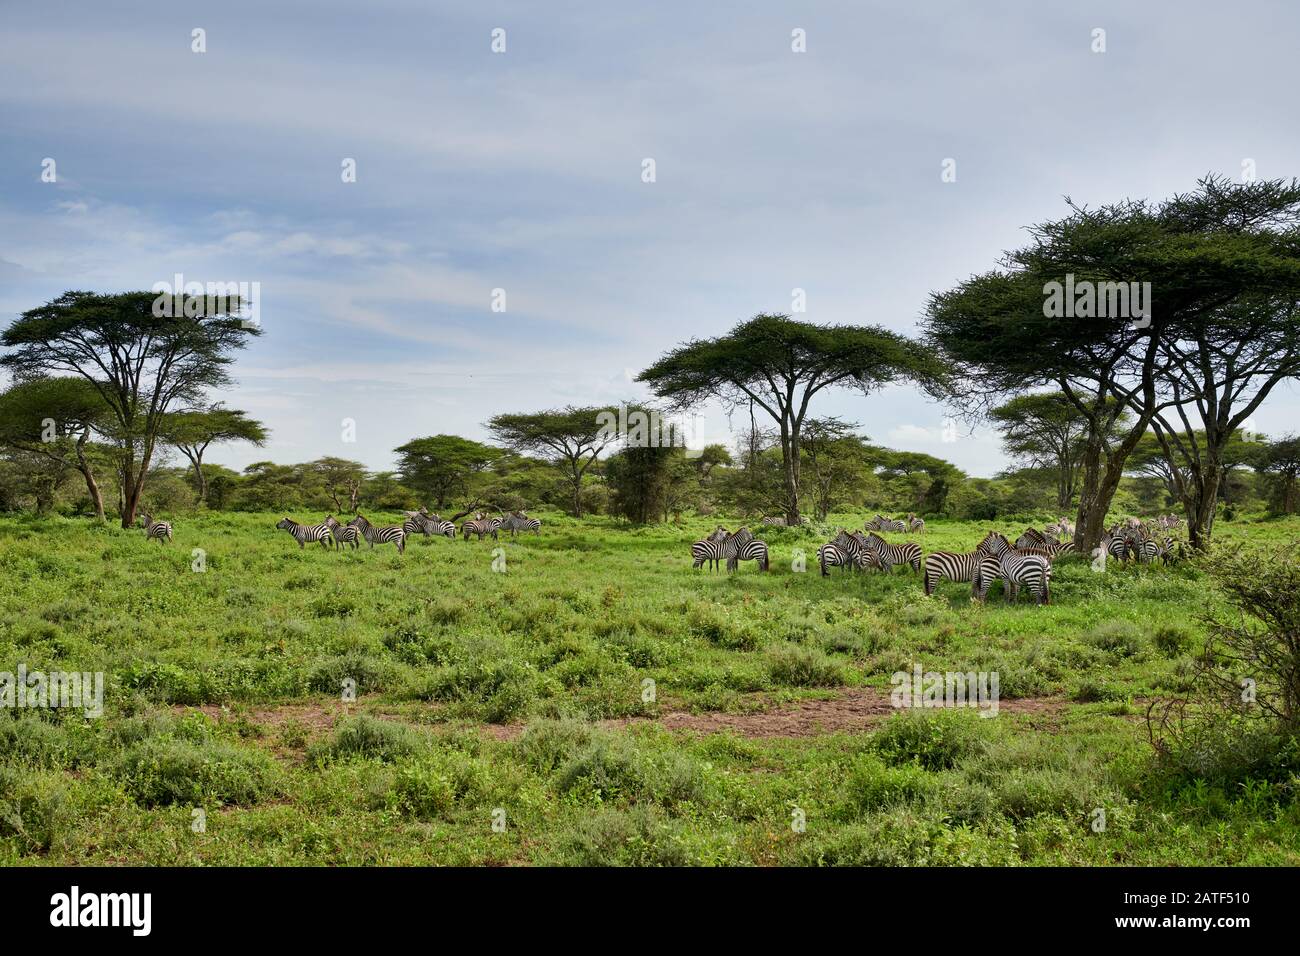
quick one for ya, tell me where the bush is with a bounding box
[1082,621,1145,659]
[556,806,697,866]
[389,751,494,819]
[871,710,988,771]
[839,754,937,816]
[1153,624,1195,658]
[765,643,846,687]
[553,736,704,809]
[309,715,428,763]
[0,766,71,853]
[116,737,282,807]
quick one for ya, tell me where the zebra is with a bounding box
[324,515,360,550]
[417,512,457,538]
[691,537,731,571]
[864,532,922,572]
[461,513,502,541]
[502,512,541,537]
[726,527,769,572]
[866,515,907,533]
[1015,528,1049,550]
[403,511,455,538]
[276,517,334,550]
[818,530,876,575]
[817,542,854,576]
[348,513,406,553]
[762,516,787,527]
[692,526,734,571]
[906,513,926,533]
[972,552,1052,604]
[971,533,1051,604]
[922,550,987,596]
[140,513,172,543]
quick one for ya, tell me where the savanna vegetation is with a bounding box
[3,177,1300,866]
[1,509,1299,866]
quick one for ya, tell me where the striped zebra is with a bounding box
[866,515,907,533]
[865,532,922,572]
[140,513,172,543]
[816,542,853,576]
[972,533,1051,604]
[691,527,733,572]
[906,513,926,533]
[762,516,787,527]
[972,552,1052,604]
[348,513,406,553]
[726,527,769,572]
[276,517,335,550]
[462,513,502,541]
[324,515,360,550]
[403,511,454,538]
[817,530,880,575]
[923,550,987,596]
[1015,528,1049,549]
[502,512,541,537]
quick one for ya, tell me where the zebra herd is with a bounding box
[692,513,1189,606]
[273,508,542,552]
[865,513,926,533]
[1100,516,1182,566]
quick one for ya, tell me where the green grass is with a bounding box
[1,509,1298,865]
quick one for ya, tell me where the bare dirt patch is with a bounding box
[483,687,1067,741]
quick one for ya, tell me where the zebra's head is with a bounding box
[276,517,294,530]
[140,513,152,526]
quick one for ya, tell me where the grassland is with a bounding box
[1,510,1298,866]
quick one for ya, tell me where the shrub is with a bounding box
[871,710,988,771]
[1153,624,1194,658]
[765,643,846,687]
[1082,621,1145,659]
[389,751,493,819]
[553,737,705,809]
[839,754,937,816]
[309,715,428,763]
[556,806,696,866]
[116,737,283,807]
[0,766,71,853]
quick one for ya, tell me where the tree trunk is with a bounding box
[1073,430,1106,552]
[780,422,801,524]
[1186,461,1221,551]
[194,458,208,505]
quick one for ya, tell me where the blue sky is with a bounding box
[3,1,1298,476]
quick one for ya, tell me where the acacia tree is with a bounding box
[801,417,871,520]
[0,376,114,520]
[309,457,368,513]
[1257,435,1300,514]
[925,177,1300,551]
[1,290,259,527]
[637,314,948,523]
[487,407,617,516]
[394,435,502,510]
[989,393,1094,511]
[1146,297,1300,544]
[159,405,267,504]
